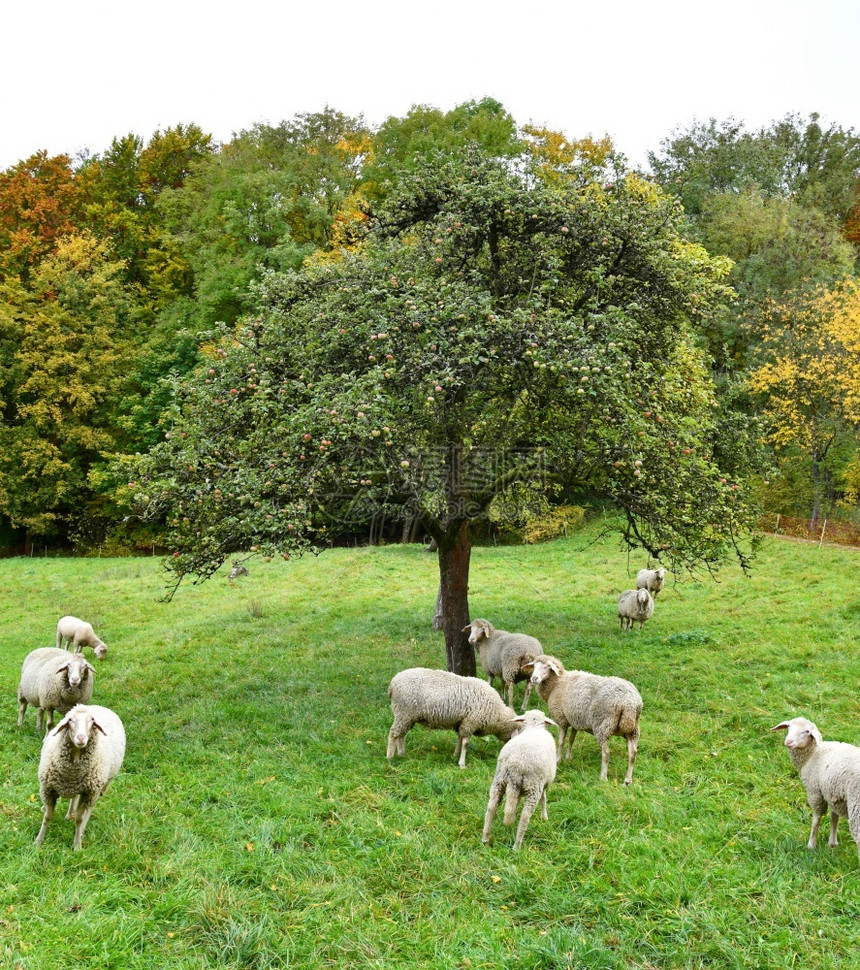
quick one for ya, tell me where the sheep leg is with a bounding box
[520,681,532,712]
[35,791,57,846]
[72,795,97,851]
[807,808,825,849]
[513,790,542,850]
[555,727,567,763]
[17,697,27,727]
[36,708,45,734]
[624,732,639,785]
[539,786,549,821]
[828,810,840,848]
[564,728,578,760]
[66,794,80,821]
[386,718,412,758]
[482,780,505,844]
[506,681,515,708]
[598,736,611,781]
[456,733,470,769]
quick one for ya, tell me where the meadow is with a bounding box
[1,519,859,969]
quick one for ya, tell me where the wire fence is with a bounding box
[759,513,860,549]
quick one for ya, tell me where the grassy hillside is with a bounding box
[1,521,859,969]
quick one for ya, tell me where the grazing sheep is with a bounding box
[35,703,126,851]
[386,667,518,768]
[18,647,95,733]
[482,709,558,850]
[56,616,108,659]
[462,619,542,710]
[523,655,642,784]
[617,588,654,631]
[771,716,860,861]
[636,567,666,598]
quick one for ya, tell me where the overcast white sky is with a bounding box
[1,0,858,172]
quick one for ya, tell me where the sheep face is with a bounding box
[93,642,107,660]
[524,658,563,688]
[57,655,94,689]
[636,588,651,608]
[54,707,108,749]
[462,619,493,645]
[771,717,823,751]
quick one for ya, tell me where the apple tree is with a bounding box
[132,148,758,674]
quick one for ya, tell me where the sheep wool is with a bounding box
[56,615,108,659]
[524,655,643,784]
[617,588,655,631]
[35,704,126,851]
[772,716,860,862]
[387,667,518,768]
[636,567,666,598]
[462,619,543,710]
[482,709,557,850]
[18,647,95,733]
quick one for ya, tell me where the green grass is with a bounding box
[2,522,860,968]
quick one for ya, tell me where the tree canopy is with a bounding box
[133,147,758,672]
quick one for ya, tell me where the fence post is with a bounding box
[774,514,780,535]
[819,519,827,548]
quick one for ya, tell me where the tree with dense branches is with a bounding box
[132,148,759,673]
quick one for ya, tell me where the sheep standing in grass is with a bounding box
[18,647,95,733]
[617,588,654,631]
[56,616,108,659]
[482,709,558,850]
[462,619,542,710]
[523,655,642,784]
[386,667,518,768]
[35,703,126,851]
[636,567,666,598]
[771,716,860,861]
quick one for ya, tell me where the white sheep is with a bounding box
[617,588,654,631]
[18,647,95,733]
[462,618,542,710]
[481,709,558,850]
[636,567,666,598]
[56,615,108,659]
[35,703,126,851]
[771,716,860,861]
[523,655,642,784]
[386,667,519,768]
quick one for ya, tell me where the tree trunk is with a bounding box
[436,519,475,676]
[432,584,444,631]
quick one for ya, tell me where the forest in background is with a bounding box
[0,98,858,553]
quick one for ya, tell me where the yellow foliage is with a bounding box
[748,279,860,450]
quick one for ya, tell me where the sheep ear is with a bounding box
[510,715,526,724]
[83,661,96,673]
[91,719,108,736]
[544,716,558,727]
[549,660,563,675]
[771,722,791,732]
[55,662,71,673]
[521,662,534,674]
[51,715,72,736]
[461,625,471,633]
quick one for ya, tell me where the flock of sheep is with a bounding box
[14,566,860,861]
[17,616,124,851]
[388,567,860,857]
